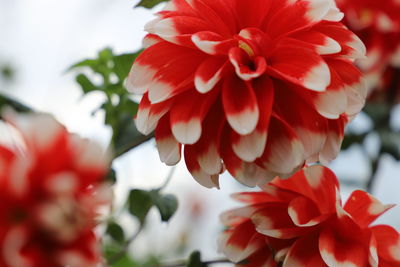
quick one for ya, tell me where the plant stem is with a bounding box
[155,258,232,267]
[0,93,32,113]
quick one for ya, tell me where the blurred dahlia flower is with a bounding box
[219,165,400,267]
[0,113,111,267]
[337,0,400,94]
[128,0,366,188]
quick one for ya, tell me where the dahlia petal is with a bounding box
[261,116,304,177]
[222,75,259,135]
[315,23,366,59]
[272,165,339,214]
[291,31,342,55]
[371,225,400,263]
[146,16,210,46]
[231,191,282,205]
[319,116,346,164]
[220,205,258,226]
[170,89,218,144]
[313,67,347,119]
[323,7,344,22]
[231,76,273,162]
[274,83,328,160]
[237,247,277,267]
[127,42,204,98]
[194,57,227,93]
[288,196,328,227]
[269,45,330,92]
[344,190,395,228]
[142,34,163,48]
[229,47,267,81]
[319,225,369,267]
[283,235,326,267]
[252,204,306,239]
[192,31,236,55]
[135,93,171,135]
[193,104,225,175]
[184,145,219,188]
[267,0,331,38]
[155,115,181,165]
[218,220,266,263]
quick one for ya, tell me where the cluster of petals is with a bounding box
[219,165,400,267]
[0,113,111,267]
[336,0,400,92]
[128,0,366,188]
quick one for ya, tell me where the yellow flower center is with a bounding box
[238,40,255,57]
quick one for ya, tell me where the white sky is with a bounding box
[0,0,399,263]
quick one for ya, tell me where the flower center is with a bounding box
[238,40,255,57]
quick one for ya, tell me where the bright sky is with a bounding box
[0,0,399,263]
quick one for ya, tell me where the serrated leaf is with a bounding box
[107,222,125,245]
[152,193,178,222]
[136,0,169,8]
[187,251,205,267]
[128,189,154,224]
[76,73,97,93]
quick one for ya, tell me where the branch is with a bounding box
[0,93,32,113]
[155,258,232,267]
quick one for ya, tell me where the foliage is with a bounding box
[135,0,170,8]
[70,48,152,158]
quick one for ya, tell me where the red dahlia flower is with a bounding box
[128,0,366,188]
[336,0,400,91]
[0,113,111,267]
[219,165,400,267]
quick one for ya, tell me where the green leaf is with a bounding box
[187,251,205,267]
[113,51,142,81]
[135,0,169,8]
[106,222,125,245]
[152,193,178,222]
[128,189,154,224]
[106,168,117,184]
[69,59,99,70]
[76,73,97,93]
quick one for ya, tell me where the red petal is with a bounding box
[192,31,237,55]
[283,234,326,267]
[222,75,259,135]
[155,115,181,165]
[194,57,227,93]
[371,225,400,263]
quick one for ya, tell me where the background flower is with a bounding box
[219,165,400,266]
[337,0,400,96]
[0,112,111,267]
[128,0,366,188]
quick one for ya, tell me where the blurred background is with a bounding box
[1,0,399,266]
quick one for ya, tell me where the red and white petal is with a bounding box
[170,90,218,144]
[184,145,219,188]
[155,115,181,165]
[323,6,344,22]
[267,0,331,38]
[319,225,369,267]
[222,75,259,135]
[194,57,227,93]
[344,190,395,228]
[371,225,400,263]
[142,34,163,48]
[192,104,225,175]
[135,93,171,135]
[288,196,329,227]
[261,117,305,177]
[192,31,237,55]
[315,23,366,59]
[220,205,259,226]
[313,67,348,119]
[237,246,278,267]
[274,83,328,160]
[218,220,266,263]
[251,204,306,239]
[283,235,326,267]
[290,31,342,55]
[268,45,330,92]
[145,16,210,46]
[231,76,274,162]
[229,47,267,81]
[319,116,347,164]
